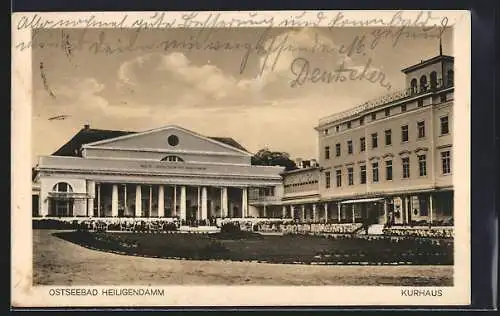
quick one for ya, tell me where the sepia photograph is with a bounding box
[12,10,471,307]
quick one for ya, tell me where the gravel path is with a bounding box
[33,230,453,286]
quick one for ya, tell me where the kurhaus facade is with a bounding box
[33,125,284,223]
[250,51,454,228]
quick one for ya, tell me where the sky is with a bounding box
[31,26,453,166]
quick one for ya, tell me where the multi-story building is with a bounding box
[247,52,454,229]
[315,52,454,227]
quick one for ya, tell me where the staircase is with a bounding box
[367,224,385,235]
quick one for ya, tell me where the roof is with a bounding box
[52,128,136,157]
[401,54,454,74]
[51,127,249,157]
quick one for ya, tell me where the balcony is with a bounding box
[318,80,454,127]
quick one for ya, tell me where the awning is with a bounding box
[340,198,384,204]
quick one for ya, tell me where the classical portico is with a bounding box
[34,125,284,223]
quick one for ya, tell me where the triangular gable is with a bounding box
[83,125,251,156]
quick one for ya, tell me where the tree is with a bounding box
[251,148,298,171]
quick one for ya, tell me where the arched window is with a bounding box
[430,71,438,89]
[161,155,184,162]
[419,75,428,92]
[410,79,418,94]
[447,69,454,87]
[52,182,73,192]
[50,182,74,217]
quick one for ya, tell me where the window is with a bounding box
[335,125,339,132]
[401,104,407,112]
[385,160,393,180]
[325,146,330,159]
[371,133,378,148]
[325,171,331,188]
[360,117,364,125]
[418,155,427,176]
[348,167,354,185]
[360,165,367,184]
[336,169,342,187]
[335,143,341,157]
[385,108,390,117]
[372,162,379,183]
[371,113,376,120]
[53,182,72,192]
[385,129,392,146]
[440,116,449,135]
[401,125,409,142]
[420,75,428,92]
[161,155,184,162]
[360,137,366,152]
[346,121,351,129]
[168,134,179,146]
[417,121,425,138]
[347,140,353,154]
[430,71,438,89]
[441,151,451,174]
[417,99,424,107]
[324,129,329,135]
[440,94,447,103]
[402,157,410,178]
[447,69,454,87]
[410,79,418,94]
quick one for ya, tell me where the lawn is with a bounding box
[53,231,453,265]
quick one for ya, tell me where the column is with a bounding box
[312,204,317,222]
[383,199,388,224]
[87,181,95,217]
[404,196,410,225]
[158,185,165,218]
[197,186,201,219]
[324,203,328,223]
[97,183,101,217]
[301,205,305,222]
[290,205,294,218]
[180,186,187,221]
[201,186,208,221]
[282,205,287,218]
[173,185,177,217]
[149,185,153,217]
[242,187,248,218]
[337,203,341,222]
[135,185,142,217]
[352,205,355,223]
[221,187,228,218]
[123,184,127,216]
[111,184,119,217]
[429,193,434,225]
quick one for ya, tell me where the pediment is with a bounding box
[83,125,251,157]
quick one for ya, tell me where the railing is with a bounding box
[318,80,454,127]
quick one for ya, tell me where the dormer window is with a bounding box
[420,75,428,92]
[447,69,454,87]
[430,71,438,89]
[410,79,418,94]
